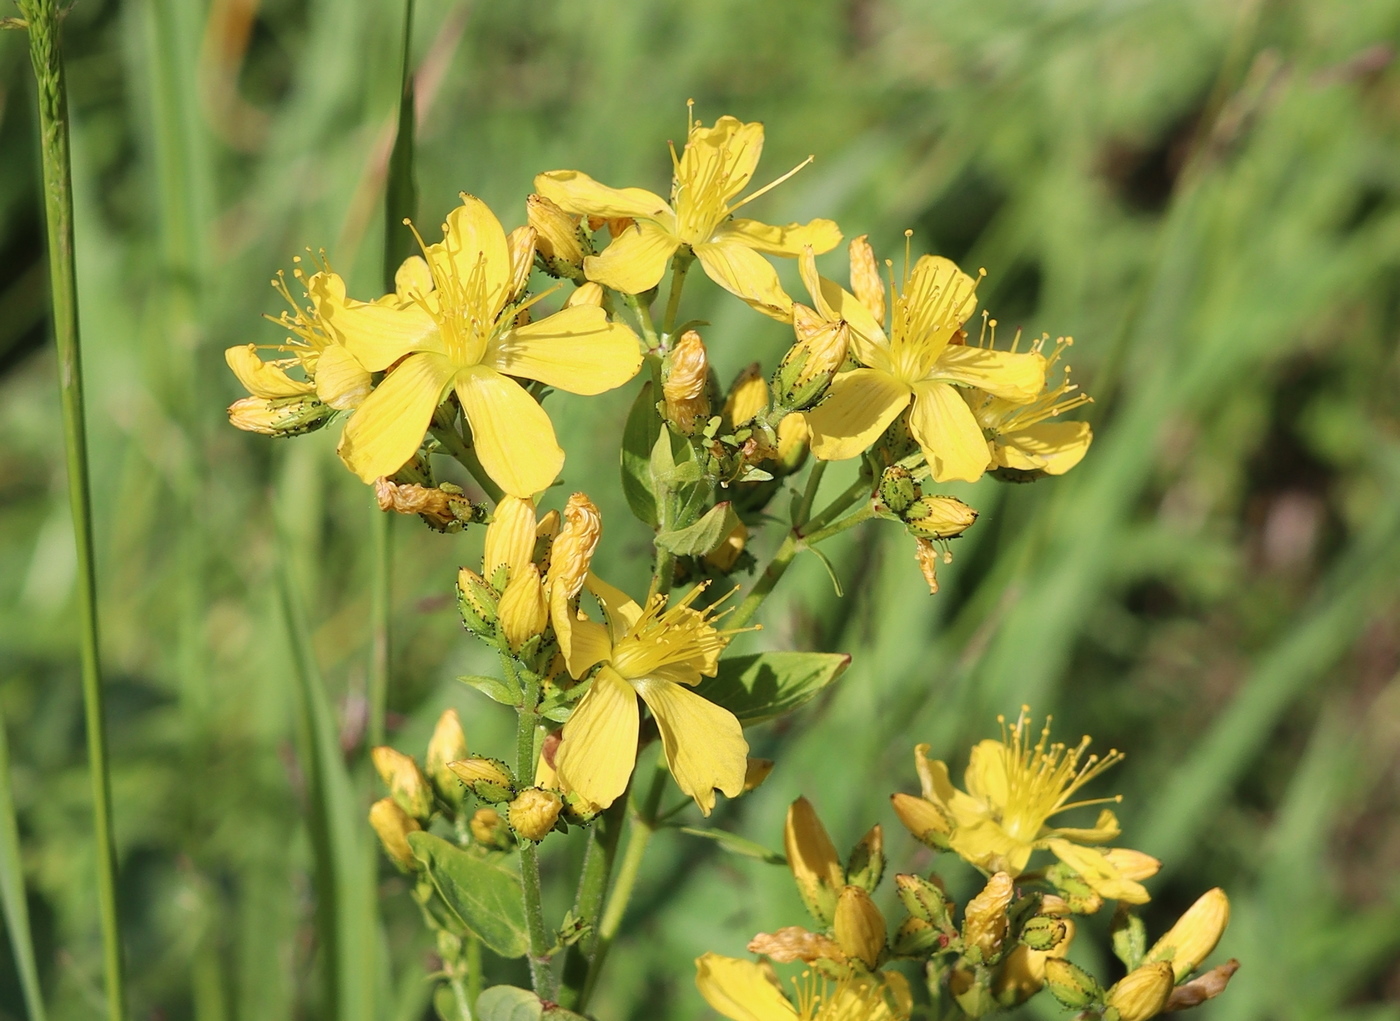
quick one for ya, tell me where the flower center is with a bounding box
[994,707,1122,842]
[608,586,731,680]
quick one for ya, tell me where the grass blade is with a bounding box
[0,710,47,1021]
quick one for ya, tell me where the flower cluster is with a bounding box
[225,109,1218,1021]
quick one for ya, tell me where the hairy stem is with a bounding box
[556,798,627,1010]
[504,655,555,998]
[18,4,129,1019]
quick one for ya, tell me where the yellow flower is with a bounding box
[897,710,1149,900]
[326,195,643,496]
[535,108,841,319]
[552,576,748,815]
[695,953,912,1021]
[801,237,1046,482]
[962,335,1092,477]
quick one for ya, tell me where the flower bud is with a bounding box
[1103,848,1162,882]
[772,303,849,411]
[1107,962,1175,1021]
[498,564,548,651]
[833,885,885,970]
[903,495,978,539]
[892,916,938,956]
[564,281,605,307]
[469,806,512,850]
[507,786,564,842]
[1044,958,1103,1009]
[784,797,844,926]
[776,414,809,474]
[963,872,1014,963]
[845,825,884,893]
[528,194,588,280]
[369,797,421,872]
[425,709,470,807]
[848,235,885,325]
[1020,915,1068,952]
[457,567,499,633]
[704,521,747,573]
[228,395,333,436]
[1144,888,1229,980]
[662,330,711,435]
[375,479,481,531]
[483,496,538,587]
[547,493,601,601]
[742,758,774,792]
[448,757,516,803]
[722,363,768,428]
[890,792,951,848]
[995,917,1076,1007]
[371,746,435,822]
[747,926,846,964]
[878,465,922,515]
[895,873,953,932]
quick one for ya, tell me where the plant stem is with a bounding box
[431,420,504,503]
[556,798,626,1010]
[448,972,475,1021]
[367,503,391,747]
[804,474,871,534]
[793,459,827,528]
[660,250,694,340]
[622,291,660,350]
[579,760,667,1011]
[504,655,555,998]
[465,935,483,1008]
[728,532,799,630]
[18,5,128,1019]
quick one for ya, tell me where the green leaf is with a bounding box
[475,986,542,1021]
[620,381,661,526]
[655,501,741,556]
[407,832,528,958]
[458,673,519,707]
[693,651,850,726]
[676,826,787,865]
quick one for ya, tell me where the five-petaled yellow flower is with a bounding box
[325,195,643,496]
[552,577,748,815]
[695,953,911,1021]
[893,708,1154,903]
[963,335,1093,477]
[535,110,841,319]
[801,239,1047,482]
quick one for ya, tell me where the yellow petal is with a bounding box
[848,235,886,325]
[492,306,642,395]
[534,169,671,221]
[935,347,1046,403]
[313,345,372,410]
[554,666,639,810]
[324,300,441,372]
[1046,840,1150,905]
[949,818,1035,875]
[681,117,766,204]
[506,225,537,301]
[694,953,795,1021]
[718,217,843,257]
[483,495,538,580]
[337,353,457,483]
[565,282,605,307]
[455,367,564,498]
[784,797,845,921]
[549,586,613,678]
[964,739,1009,805]
[225,344,312,398]
[435,196,512,318]
[585,573,645,642]
[909,381,991,483]
[583,219,681,294]
[1144,888,1230,980]
[914,744,958,806]
[998,421,1092,475]
[804,368,910,461]
[394,255,434,302]
[693,239,793,320]
[633,676,747,816]
[1047,808,1122,845]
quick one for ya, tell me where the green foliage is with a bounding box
[408,833,528,959]
[693,651,850,726]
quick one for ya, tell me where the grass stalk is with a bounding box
[0,709,47,1021]
[16,4,128,1019]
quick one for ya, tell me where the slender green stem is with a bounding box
[801,505,875,547]
[580,761,667,1011]
[448,972,475,1021]
[804,474,871,534]
[793,460,827,528]
[728,532,799,630]
[465,935,483,1008]
[18,5,128,1019]
[556,798,627,1010]
[367,503,391,747]
[503,655,555,997]
[660,251,694,340]
[431,421,504,503]
[622,291,660,350]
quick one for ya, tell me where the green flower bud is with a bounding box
[447,757,517,803]
[894,873,954,933]
[845,824,885,893]
[878,465,922,515]
[1020,915,1068,952]
[1044,958,1104,1009]
[902,495,978,540]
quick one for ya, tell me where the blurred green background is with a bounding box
[2,0,1400,1018]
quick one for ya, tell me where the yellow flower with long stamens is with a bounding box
[800,236,1047,482]
[324,195,643,496]
[963,334,1093,477]
[895,709,1150,902]
[695,953,912,1021]
[535,106,841,319]
[552,576,749,815]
